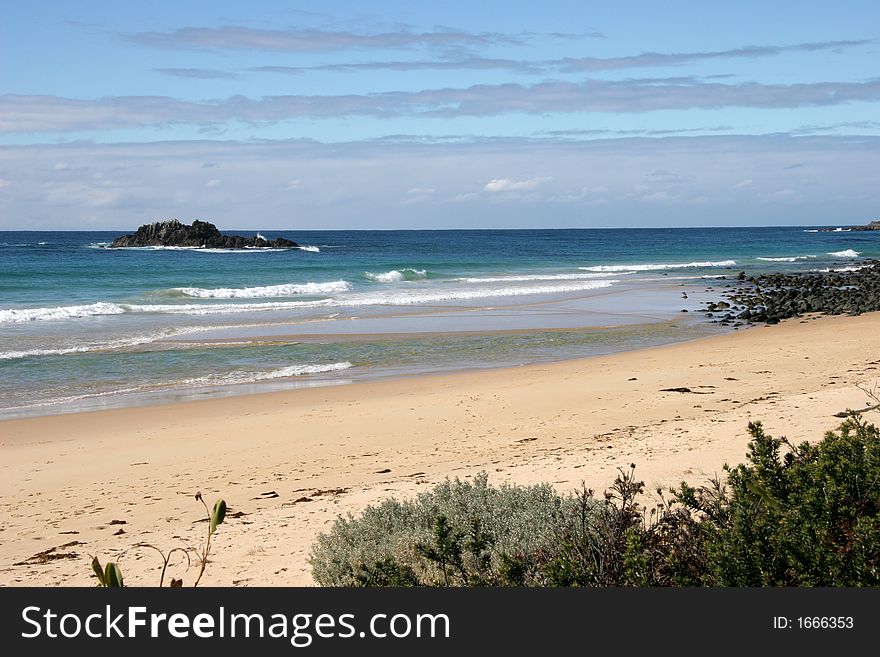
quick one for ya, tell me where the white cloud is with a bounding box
[484,177,549,193]
[733,178,754,188]
[642,190,677,202]
[284,179,302,190]
[1,135,877,229]
[42,182,125,207]
[205,179,221,188]
[0,178,11,188]
[7,74,880,135]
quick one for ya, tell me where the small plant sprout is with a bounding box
[194,491,227,587]
[133,544,192,588]
[89,492,227,587]
[91,556,124,587]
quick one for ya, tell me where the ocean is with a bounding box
[1,226,877,418]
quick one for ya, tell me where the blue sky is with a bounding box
[1,1,878,229]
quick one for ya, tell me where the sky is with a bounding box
[1,1,878,230]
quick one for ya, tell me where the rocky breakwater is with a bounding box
[701,260,880,325]
[110,220,299,249]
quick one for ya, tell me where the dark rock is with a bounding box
[110,220,299,249]
[818,220,880,232]
[703,259,880,326]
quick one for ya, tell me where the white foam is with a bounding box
[0,345,98,360]
[0,302,126,324]
[364,269,428,282]
[459,272,621,283]
[803,229,819,233]
[201,247,289,253]
[1,280,616,324]
[173,280,349,298]
[340,280,616,306]
[0,299,333,324]
[814,265,870,273]
[3,362,355,413]
[579,260,736,272]
[756,255,816,262]
[182,362,352,386]
[128,299,334,315]
[297,245,321,252]
[0,325,213,360]
[828,249,860,258]
[3,386,152,412]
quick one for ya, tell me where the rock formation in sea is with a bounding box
[110,220,299,249]
[818,220,880,232]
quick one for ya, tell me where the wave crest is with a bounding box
[756,255,816,262]
[182,362,353,386]
[579,260,736,272]
[171,280,349,299]
[459,272,621,283]
[828,249,860,258]
[345,280,616,306]
[0,302,125,324]
[364,269,427,282]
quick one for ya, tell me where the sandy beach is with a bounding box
[1,312,878,587]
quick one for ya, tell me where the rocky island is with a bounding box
[110,220,299,249]
[818,220,880,232]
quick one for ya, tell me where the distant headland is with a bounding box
[110,220,299,249]
[818,220,880,233]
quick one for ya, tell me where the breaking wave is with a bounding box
[341,280,616,306]
[181,362,353,386]
[1,280,619,324]
[170,280,349,298]
[459,272,621,283]
[364,269,428,282]
[579,260,736,272]
[756,255,816,262]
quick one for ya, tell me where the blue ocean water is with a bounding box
[1,226,877,418]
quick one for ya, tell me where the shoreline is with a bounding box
[2,289,722,420]
[1,312,879,586]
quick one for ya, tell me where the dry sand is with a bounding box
[1,313,878,587]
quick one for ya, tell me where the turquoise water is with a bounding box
[1,227,877,417]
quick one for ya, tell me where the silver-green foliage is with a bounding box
[310,473,583,586]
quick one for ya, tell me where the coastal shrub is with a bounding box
[529,465,709,586]
[309,473,581,586]
[677,417,880,585]
[311,415,880,587]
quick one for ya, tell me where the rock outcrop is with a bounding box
[819,220,880,232]
[110,220,299,249]
[702,260,880,326]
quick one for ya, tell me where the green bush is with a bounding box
[310,415,880,587]
[678,417,880,585]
